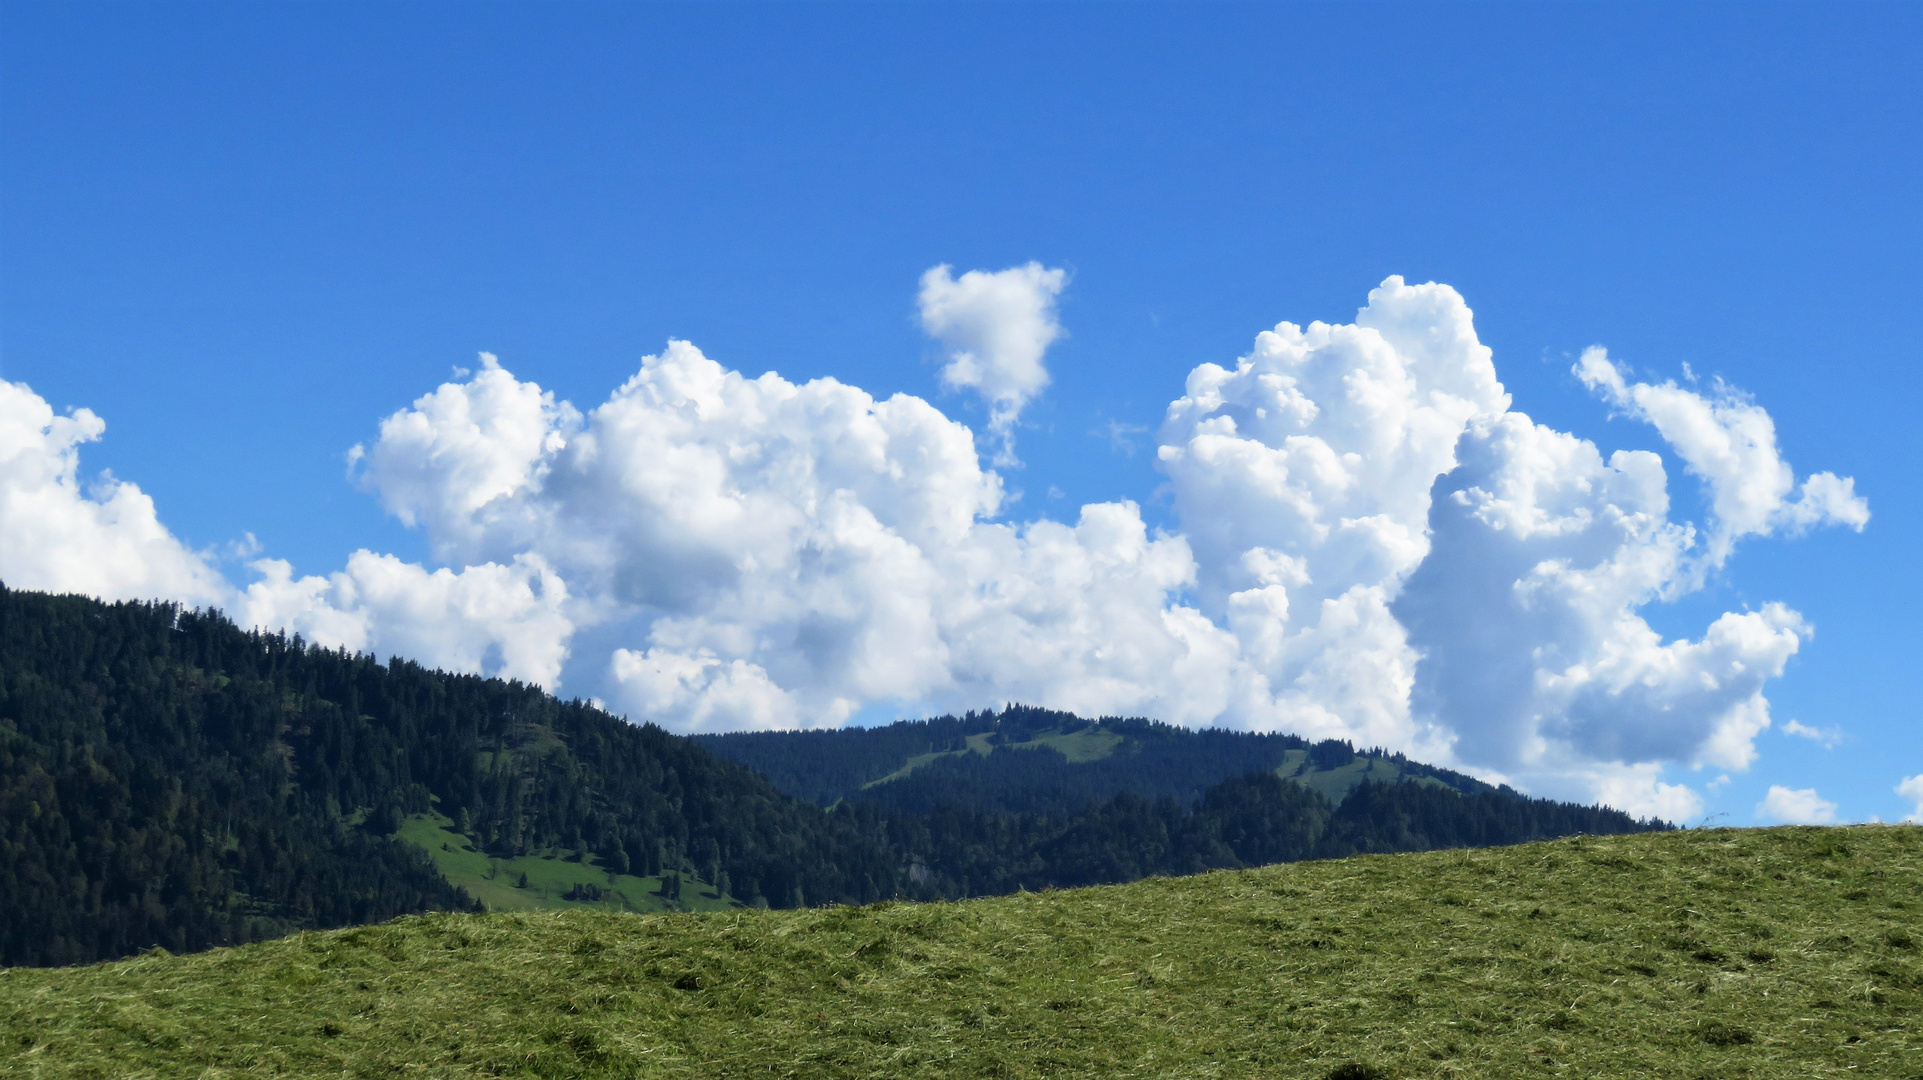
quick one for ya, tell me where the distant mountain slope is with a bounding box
[0,587,1665,968]
[10,826,1916,1080]
[699,703,1497,816]
[0,586,898,966]
[701,705,1665,898]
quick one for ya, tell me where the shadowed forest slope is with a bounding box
[700,706,1664,898]
[698,705,1497,813]
[0,586,893,967]
[1,587,1663,968]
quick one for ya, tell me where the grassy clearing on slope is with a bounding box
[861,732,1003,790]
[396,814,739,914]
[860,727,1124,792]
[1025,725,1125,763]
[1273,748,1452,804]
[4,826,1919,1079]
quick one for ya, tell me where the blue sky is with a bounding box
[3,2,1918,823]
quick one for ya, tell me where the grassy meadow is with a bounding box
[3,825,1918,1079]
[1271,747,1450,804]
[395,814,739,914]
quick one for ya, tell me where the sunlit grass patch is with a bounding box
[396,812,739,914]
[3,825,1917,1079]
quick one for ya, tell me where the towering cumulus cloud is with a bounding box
[1392,345,1864,811]
[0,271,1869,813]
[357,337,1223,731]
[1156,278,1511,759]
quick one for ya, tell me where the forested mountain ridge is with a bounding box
[704,706,1667,899]
[1,586,1666,968]
[698,704,1498,815]
[0,586,896,967]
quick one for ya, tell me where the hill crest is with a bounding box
[697,703,1506,813]
[7,826,1916,1078]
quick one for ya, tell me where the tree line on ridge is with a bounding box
[0,586,1664,967]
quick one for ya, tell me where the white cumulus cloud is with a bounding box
[280,271,1877,809]
[356,337,1235,732]
[240,551,573,687]
[0,375,575,688]
[919,262,1067,463]
[1157,276,1511,757]
[1576,347,1868,577]
[1756,785,1840,825]
[0,269,1869,819]
[1897,775,1923,824]
[0,379,229,606]
[1584,766,1706,824]
[350,351,581,560]
[1386,333,1870,794]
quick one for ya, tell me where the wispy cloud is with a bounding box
[1781,719,1844,748]
[1094,419,1149,457]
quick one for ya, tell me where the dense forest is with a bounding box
[708,711,1666,899]
[0,587,1667,968]
[699,705,1497,816]
[848,773,1659,899]
[0,586,894,966]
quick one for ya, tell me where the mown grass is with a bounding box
[3,826,1918,1079]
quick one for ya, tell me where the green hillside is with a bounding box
[0,587,1662,969]
[1273,746,1456,805]
[695,707,1662,902]
[859,725,1127,789]
[6,825,1917,1079]
[0,585,897,967]
[698,705,1500,816]
[393,813,739,914]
